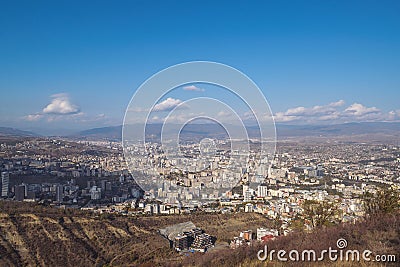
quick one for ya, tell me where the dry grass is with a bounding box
[0,201,270,266]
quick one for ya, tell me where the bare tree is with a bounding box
[302,200,339,229]
[363,187,400,216]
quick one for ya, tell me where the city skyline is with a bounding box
[1,1,399,134]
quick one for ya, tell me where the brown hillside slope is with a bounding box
[1,201,399,267]
[0,201,271,266]
[180,213,400,267]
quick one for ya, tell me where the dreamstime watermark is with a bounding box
[257,238,397,263]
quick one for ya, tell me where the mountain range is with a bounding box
[72,122,400,141]
[1,122,400,141]
[0,127,37,137]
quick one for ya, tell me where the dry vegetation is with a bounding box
[0,201,270,266]
[1,201,399,266]
[179,212,400,267]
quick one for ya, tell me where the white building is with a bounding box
[244,190,252,202]
[257,184,268,198]
[1,172,9,197]
[245,203,253,212]
[90,186,101,200]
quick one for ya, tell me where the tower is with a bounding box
[1,172,9,198]
[56,184,64,203]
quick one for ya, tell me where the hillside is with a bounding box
[0,201,271,267]
[1,201,399,266]
[73,126,122,141]
[181,213,400,267]
[0,127,37,137]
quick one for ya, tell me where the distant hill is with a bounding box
[0,127,37,137]
[72,126,122,140]
[72,122,400,141]
[4,122,398,140]
[276,122,400,137]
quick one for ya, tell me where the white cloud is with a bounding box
[151,115,160,121]
[217,110,232,117]
[273,112,297,122]
[23,114,43,121]
[329,100,345,107]
[388,110,400,121]
[152,98,187,112]
[317,112,341,121]
[131,107,147,112]
[21,93,118,127]
[273,100,399,123]
[284,100,345,117]
[274,100,345,122]
[22,93,102,124]
[344,103,380,116]
[285,106,307,116]
[183,85,205,92]
[43,93,80,115]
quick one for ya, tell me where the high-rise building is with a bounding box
[244,190,252,202]
[90,186,101,200]
[316,164,324,177]
[243,184,252,202]
[14,185,26,201]
[100,180,107,191]
[242,184,249,196]
[105,181,112,191]
[257,183,268,198]
[56,185,64,203]
[1,172,9,198]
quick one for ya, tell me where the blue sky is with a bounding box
[0,0,399,134]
